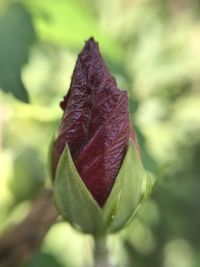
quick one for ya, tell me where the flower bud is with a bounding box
[49,38,151,235]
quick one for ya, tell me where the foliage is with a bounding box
[0,3,35,102]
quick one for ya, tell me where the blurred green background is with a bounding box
[0,0,200,266]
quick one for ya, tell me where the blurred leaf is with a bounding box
[24,0,122,63]
[42,222,90,267]
[9,146,45,203]
[0,3,35,102]
[23,251,65,267]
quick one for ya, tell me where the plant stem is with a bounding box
[93,236,116,267]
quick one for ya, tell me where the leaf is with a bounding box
[54,144,102,234]
[24,0,122,63]
[102,141,146,232]
[9,146,45,203]
[23,251,64,267]
[0,3,35,102]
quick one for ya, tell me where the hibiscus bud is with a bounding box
[53,37,131,206]
[49,37,151,234]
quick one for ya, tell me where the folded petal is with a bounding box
[75,91,129,206]
[54,38,130,206]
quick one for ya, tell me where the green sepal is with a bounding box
[102,141,146,232]
[54,144,102,234]
[122,171,153,229]
[52,140,151,235]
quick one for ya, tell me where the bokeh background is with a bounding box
[0,0,200,266]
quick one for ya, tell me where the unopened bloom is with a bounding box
[50,38,149,234]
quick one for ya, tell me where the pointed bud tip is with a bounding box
[59,37,98,111]
[85,36,98,45]
[83,37,99,53]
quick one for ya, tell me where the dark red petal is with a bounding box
[75,91,129,206]
[53,37,131,206]
[53,38,116,174]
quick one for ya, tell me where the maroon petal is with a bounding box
[54,38,98,173]
[53,37,131,206]
[75,91,129,206]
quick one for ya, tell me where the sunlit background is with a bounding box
[0,0,200,266]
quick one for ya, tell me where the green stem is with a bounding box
[93,236,116,267]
